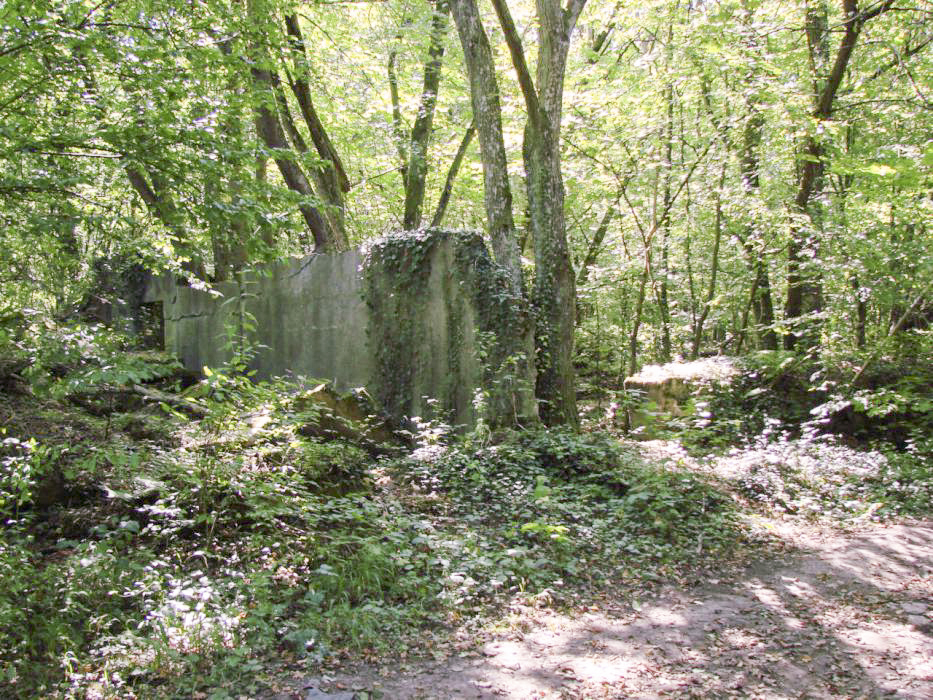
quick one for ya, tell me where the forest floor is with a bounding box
[268,483,933,700]
[3,365,931,700]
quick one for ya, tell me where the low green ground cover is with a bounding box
[0,328,928,698]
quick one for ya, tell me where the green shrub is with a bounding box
[397,428,739,594]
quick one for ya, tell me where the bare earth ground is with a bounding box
[277,519,933,700]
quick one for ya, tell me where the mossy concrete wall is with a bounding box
[145,250,372,389]
[145,230,537,429]
[364,230,537,428]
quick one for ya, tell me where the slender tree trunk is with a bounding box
[752,258,777,347]
[738,122,777,349]
[733,2,778,350]
[628,258,649,377]
[284,14,350,194]
[251,65,347,252]
[255,155,276,249]
[272,73,347,243]
[684,224,697,340]
[734,270,761,355]
[576,204,616,289]
[403,0,450,229]
[431,121,476,228]
[284,13,350,245]
[784,0,893,350]
[851,273,867,348]
[246,0,347,253]
[657,21,675,363]
[388,26,409,184]
[691,161,726,359]
[449,0,521,291]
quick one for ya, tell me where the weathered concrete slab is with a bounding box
[364,230,537,429]
[150,249,371,391]
[624,357,740,437]
[146,230,537,429]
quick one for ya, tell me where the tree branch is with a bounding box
[404,0,450,229]
[564,0,588,37]
[252,66,339,252]
[387,40,409,184]
[489,0,541,129]
[576,203,616,287]
[431,120,476,228]
[284,13,351,193]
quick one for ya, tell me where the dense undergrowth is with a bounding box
[0,325,930,699]
[0,326,745,699]
[701,353,932,521]
[581,348,933,523]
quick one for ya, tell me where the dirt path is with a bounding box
[284,520,933,699]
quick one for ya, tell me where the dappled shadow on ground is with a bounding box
[298,520,933,699]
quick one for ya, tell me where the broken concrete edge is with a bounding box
[143,229,538,433]
[622,357,742,438]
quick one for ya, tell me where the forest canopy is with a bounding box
[1,0,931,400]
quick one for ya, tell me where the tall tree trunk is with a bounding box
[388,28,409,186]
[449,0,521,291]
[525,118,578,425]
[783,0,893,350]
[734,1,778,350]
[284,12,350,245]
[251,64,347,252]
[739,108,778,350]
[247,0,347,252]
[576,203,616,290]
[834,124,867,348]
[657,19,675,363]
[491,0,585,426]
[690,161,725,359]
[403,0,450,229]
[255,155,276,249]
[628,259,650,377]
[734,271,760,355]
[284,14,350,194]
[851,273,867,348]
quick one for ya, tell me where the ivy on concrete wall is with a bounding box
[364,229,537,429]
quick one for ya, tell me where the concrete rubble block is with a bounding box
[623,357,740,438]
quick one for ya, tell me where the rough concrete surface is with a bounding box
[150,250,371,390]
[146,232,536,428]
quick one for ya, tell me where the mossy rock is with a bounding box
[624,358,741,438]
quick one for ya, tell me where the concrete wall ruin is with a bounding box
[145,230,537,429]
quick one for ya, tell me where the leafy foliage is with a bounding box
[396,428,739,600]
[0,326,744,698]
[1,0,932,694]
